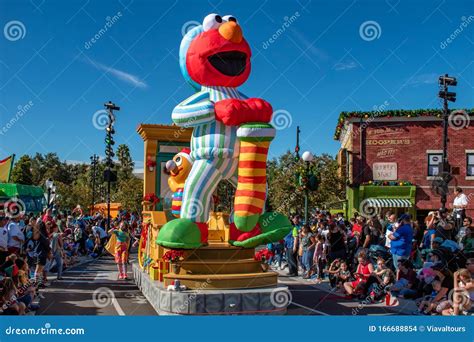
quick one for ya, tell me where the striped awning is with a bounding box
[365,198,412,208]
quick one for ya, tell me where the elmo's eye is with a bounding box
[203,13,223,31]
[175,156,182,166]
[223,15,237,23]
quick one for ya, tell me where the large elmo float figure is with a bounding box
[156,14,291,249]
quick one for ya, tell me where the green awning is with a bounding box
[365,198,412,208]
[0,183,44,197]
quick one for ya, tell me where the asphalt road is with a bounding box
[36,254,157,316]
[35,255,415,316]
[278,271,417,315]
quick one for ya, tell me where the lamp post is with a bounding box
[302,151,314,224]
[438,74,457,209]
[45,178,54,208]
[295,126,301,160]
[104,101,120,231]
[90,154,99,214]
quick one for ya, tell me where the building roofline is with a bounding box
[334,108,474,140]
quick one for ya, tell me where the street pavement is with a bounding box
[36,254,156,316]
[35,254,416,316]
[277,268,417,315]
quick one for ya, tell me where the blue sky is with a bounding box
[0,0,473,171]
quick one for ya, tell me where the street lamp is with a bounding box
[90,154,99,214]
[437,74,457,209]
[302,151,314,224]
[104,101,120,231]
[45,178,54,208]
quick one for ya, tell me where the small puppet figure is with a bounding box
[165,148,193,218]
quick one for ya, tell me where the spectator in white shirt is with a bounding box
[453,187,468,229]
[7,217,25,254]
[0,215,9,264]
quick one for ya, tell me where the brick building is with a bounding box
[334,109,474,222]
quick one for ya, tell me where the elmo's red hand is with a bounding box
[214,98,273,126]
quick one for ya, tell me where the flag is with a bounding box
[0,154,15,183]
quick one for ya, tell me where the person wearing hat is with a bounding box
[432,236,444,248]
[0,216,9,265]
[435,218,456,242]
[387,214,414,270]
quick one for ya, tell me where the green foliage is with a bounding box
[10,155,33,185]
[334,108,474,139]
[267,151,345,216]
[114,177,143,213]
[8,144,143,213]
[117,144,134,180]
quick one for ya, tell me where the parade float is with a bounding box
[133,13,292,315]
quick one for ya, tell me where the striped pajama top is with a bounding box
[172,86,247,160]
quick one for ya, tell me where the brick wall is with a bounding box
[351,118,474,215]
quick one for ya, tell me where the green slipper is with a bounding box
[156,218,202,249]
[229,212,291,248]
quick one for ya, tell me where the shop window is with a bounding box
[467,153,474,176]
[427,153,443,176]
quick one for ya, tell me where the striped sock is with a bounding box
[234,123,275,232]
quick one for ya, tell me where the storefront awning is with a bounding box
[365,198,412,208]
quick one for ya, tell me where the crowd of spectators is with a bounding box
[267,203,473,315]
[0,207,141,315]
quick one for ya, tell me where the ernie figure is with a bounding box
[165,148,193,218]
[157,14,291,249]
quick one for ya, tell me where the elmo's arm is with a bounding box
[215,97,273,126]
[172,91,215,127]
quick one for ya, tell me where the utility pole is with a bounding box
[104,101,119,231]
[295,126,301,160]
[90,154,99,215]
[438,74,457,209]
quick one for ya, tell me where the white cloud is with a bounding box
[86,58,147,88]
[290,29,330,61]
[333,60,357,71]
[405,73,438,87]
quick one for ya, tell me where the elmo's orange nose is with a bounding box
[218,21,243,43]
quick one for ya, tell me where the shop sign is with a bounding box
[373,162,397,180]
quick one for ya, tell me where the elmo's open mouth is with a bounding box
[207,51,247,76]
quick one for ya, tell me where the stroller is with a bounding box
[367,245,394,271]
